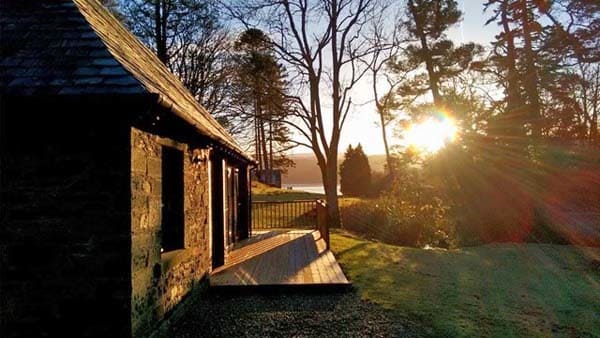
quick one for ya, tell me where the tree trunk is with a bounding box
[592,103,598,144]
[325,0,342,228]
[519,0,542,141]
[500,0,524,139]
[269,119,274,184]
[155,0,168,64]
[378,104,393,175]
[260,119,269,181]
[591,68,599,145]
[320,156,341,229]
[372,66,394,175]
[408,0,443,108]
[255,102,263,172]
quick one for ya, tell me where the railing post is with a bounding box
[316,200,329,249]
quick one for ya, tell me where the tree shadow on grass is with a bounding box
[334,241,370,257]
[334,234,600,337]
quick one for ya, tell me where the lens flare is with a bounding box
[405,116,457,153]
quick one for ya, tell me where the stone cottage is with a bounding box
[0,0,253,336]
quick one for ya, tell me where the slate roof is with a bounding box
[0,0,249,161]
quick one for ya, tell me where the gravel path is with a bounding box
[166,290,425,337]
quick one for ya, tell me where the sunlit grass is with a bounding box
[331,231,600,337]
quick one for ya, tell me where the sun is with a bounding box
[404,116,457,153]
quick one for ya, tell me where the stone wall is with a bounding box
[130,127,211,337]
[1,99,221,337]
[0,99,132,337]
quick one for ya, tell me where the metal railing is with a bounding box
[251,199,330,249]
[252,199,318,229]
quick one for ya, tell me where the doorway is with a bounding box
[212,158,243,269]
[224,167,239,251]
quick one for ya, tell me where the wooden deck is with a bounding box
[210,230,350,289]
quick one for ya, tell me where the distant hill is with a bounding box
[282,153,386,185]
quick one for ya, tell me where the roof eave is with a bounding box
[154,94,254,163]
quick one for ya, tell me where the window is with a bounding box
[161,146,184,252]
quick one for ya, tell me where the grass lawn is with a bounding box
[331,230,600,337]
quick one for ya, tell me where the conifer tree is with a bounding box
[392,0,482,113]
[340,144,372,197]
[232,29,293,183]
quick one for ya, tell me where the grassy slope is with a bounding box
[331,231,600,337]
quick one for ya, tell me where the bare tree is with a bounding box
[121,0,239,134]
[227,0,390,227]
[169,28,233,119]
[362,5,403,174]
[122,0,216,65]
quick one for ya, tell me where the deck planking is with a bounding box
[210,230,350,288]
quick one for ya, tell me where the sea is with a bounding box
[282,184,342,196]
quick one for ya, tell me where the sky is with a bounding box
[290,0,500,156]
